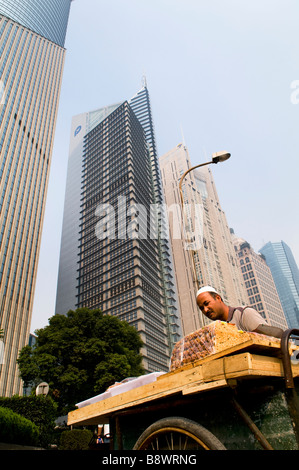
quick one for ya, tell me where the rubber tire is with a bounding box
[133,416,226,450]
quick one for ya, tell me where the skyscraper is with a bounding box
[259,241,299,329]
[129,85,181,351]
[159,144,247,335]
[56,86,181,372]
[0,0,72,396]
[232,235,288,330]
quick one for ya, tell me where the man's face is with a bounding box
[196,292,226,321]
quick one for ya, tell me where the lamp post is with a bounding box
[178,151,231,208]
[178,151,231,325]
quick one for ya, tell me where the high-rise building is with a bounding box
[232,235,288,330]
[129,86,181,351]
[56,86,181,372]
[159,144,247,335]
[259,241,299,329]
[0,0,72,396]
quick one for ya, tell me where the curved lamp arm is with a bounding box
[178,151,230,206]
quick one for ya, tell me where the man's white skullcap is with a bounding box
[196,285,218,298]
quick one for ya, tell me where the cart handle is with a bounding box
[281,328,299,389]
[280,328,299,449]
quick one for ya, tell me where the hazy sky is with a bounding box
[30,0,299,332]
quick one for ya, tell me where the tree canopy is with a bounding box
[18,308,144,415]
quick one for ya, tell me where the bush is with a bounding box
[0,395,57,448]
[0,406,39,446]
[59,429,93,450]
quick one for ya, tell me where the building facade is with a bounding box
[232,235,288,330]
[0,0,72,396]
[159,144,247,335]
[259,241,299,329]
[56,86,181,372]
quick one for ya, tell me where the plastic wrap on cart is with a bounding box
[76,372,166,408]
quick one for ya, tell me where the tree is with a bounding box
[18,308,144,415]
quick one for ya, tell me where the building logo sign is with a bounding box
[74,125,82,137]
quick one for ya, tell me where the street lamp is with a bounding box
[178,151,231,323]
[179,151,231,206]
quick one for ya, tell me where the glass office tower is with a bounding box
[56,86,181,372]
[0,0,72,396]
[129,85,181,351]
[259,241,299,329]
[0,0,72,47]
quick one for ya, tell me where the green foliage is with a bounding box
[0,406,39,446]
[0,395,57,448]
[17,308,144,415]
[59,429,93,450]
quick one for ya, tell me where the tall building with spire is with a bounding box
[159,144,247,335]
[129,85,181,351]
[55,85,181,372]
[0,0,73,396]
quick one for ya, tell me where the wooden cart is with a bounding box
[67,329,299,450]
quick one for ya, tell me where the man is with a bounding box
[196,286,283,339]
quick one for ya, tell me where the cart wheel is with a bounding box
[133,416,226,450]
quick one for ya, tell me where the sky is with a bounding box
[30,0,299,333]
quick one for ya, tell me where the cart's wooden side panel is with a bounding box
[200,353,288,382]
